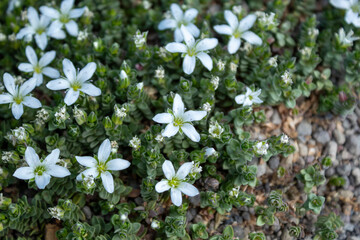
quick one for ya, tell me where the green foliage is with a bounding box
[296,165,326,193]
[314,213,344,240]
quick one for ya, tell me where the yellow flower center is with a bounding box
[168,177,180,188]
[60,14,70,24]
[97,161,107,174]
[233,29,242,39]
[71,81,82,91]
[173,116,184,127]
[34,65,42,74]
[34,165,46,176]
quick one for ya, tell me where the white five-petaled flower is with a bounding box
[254,141,269,155]
[330,0,360,27]
[235,87,263,106]
[214,10,262,54]
[13,147,70,189]
[153,93,207,142]
[158,3,200,42]
[76,139,131,193]
[155,160,199,206]
[46,59,101,106]
[165,26,218,74]
[18,46,60,86]
[16,7,51,50]
[0,73,42,119]
[40,0,85,38]
[337,28,360,47]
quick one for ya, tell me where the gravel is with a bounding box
[313,130,331,144]
[346,135,360,156]
[333,129,346,145]
[352,168,360,186]
[297,121,312,137]
[268,156,280,170]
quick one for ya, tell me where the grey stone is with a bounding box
[297,121,312,137]
[346,135,360,156]
[82,206,92,220]
[326,141,338,163]
[313,130,331,144]
[352,168,360,186]
[271,110,282,125]
[189,194,201,207]
[299,143,308,156]
[242,212,251,221]
[333,129,346,145]
[343,119,351,129]
[325,168,335,178]
[341,149,353,160]
[257,163,266,177]
[337,164,352,176]
[268,156,280,170]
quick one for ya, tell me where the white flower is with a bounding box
[214,11,262,54]
[208,121,224,139]
[308,28,319,38]
[136,82,144,91]
[158,3,200,42]
[190,161,202,174]
[280,134,289,144]
[232,5,243,15]
[153,93,207,142]
[55,105,67,123]
[114,105,127,118]
[16,7,51,50]
[111,141,118,154]
[254,141,269,155]
[204,147,217,158]
[235,87,263,106]
[217,60,225,71]
[151,220,160,229]
[12,126,27,141]
[155,160,199,206]
[202,102,212,112]
[13,147,70,189]
[76,139,131,193]
[281,70,293,85]
[155,134,164,143]
[230,62,238,72]
[337,28,360,47]
[211,76,220,90]
[77,30,88,41]
[133,30,148,48]
[268,56,278,67]
[2,151,14,163]
[129,136,141,150]
[40,0,86,37]
[48,206,64,220]
[143,0,152,10]
[120,214,128,221]
[83,174,95,189]
[155,66,165,79]
[0,33,6,41]
[257,12,278,30]
[18,46,60,86]
[330,0,360,27]
[165,25,218,74]
[46,59,101,106]
[120,70,128,81]
[229,186,240,198]
[36,108,50,124]
[0,73,41,119]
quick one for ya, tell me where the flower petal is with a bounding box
[25,46,38,65]
[35,33,48,50]
[162,123,179,138]
[43,149,60,165]
[162,160,175,179]
[16,27,35,39]
[46,79,70,90]
[0,94,13,104]
[176,162,193,179]
[224,10,238,29]
[77,62,96,82]
[180,25,195,46]
[235,94,246,104]
[39,15,51,28]
[155,180,170,193]
[170,3,183,21]
[47,165,70,178]
[186,23,200,38]
[39,50,56,67]
[181,123,201,142]
[101,171,114,193]
[69,7,85,18]
[76,167,99,180]
[61,0,74,13]
[238,14,257,32]
[184,8,198,22]
[34,73,43,86]
[158,19,177,30]
[98,139,111,162]
[183,110,207,122]
[35,173,51,189]
[153,113,174,124]
[47,21,66,39]
[170,188,182,206]
[228,36,241,54]
[40,6,60,19]
[64,88,80,105]
[22,96,41,109]
[242,31,262,45]
[42,67,60,78]
[25,147,40,167]
[165,42,187,53]
[174,28,183,42]
[13,167,35,180]
[76,156,97,167]
[19,78,36,96]
[196,52,213,71]
[3,73,16,95]
[27,7,40,27]
[81,83,101,96]
[178,182,199,196]
[63,58,76,82]
[196,38,218,51]
[18,63,34,72]
[65,20,78,36]
[183,54,196,74]
[106,159,131,171]
[12,103,24,119]
[173,93,184,116]
[330,0,351,9]
[345,9,358,24]
[214,24,233,35]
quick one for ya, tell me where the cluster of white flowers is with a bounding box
[155,66,165,79]
[211,76,220,90]
[190,161,202,175]
[1,151,14,163]
[268,55,278,67]
[129,136,141,150]
[111,141,119,154]
[133,30,148,48]
[257,12,278,30]
[281,70,293,85]
[202,102,212,112]
[155,134,165,143]
[229,186,240,198]
[280,134,289,144]
[55,105,67,123]
[217,60,226,71]
[48,206,65,220]
[337,28,360,47]
[114,105,127,118]
[254,141,269,155]
[12,126,27,141]
[209,121,224,139]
